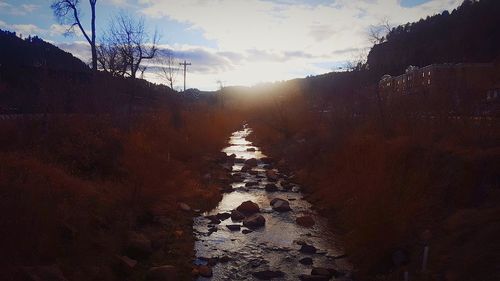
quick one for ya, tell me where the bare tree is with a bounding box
[96,42,127,76]
[51,0,98,71]
[158,50,179,89]
[367,17,392,45]
[98,12,159,78]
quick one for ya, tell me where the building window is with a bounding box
[422,72,425,78]
[428,71,431,76]
[427,79,431,85]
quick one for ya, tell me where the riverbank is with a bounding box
[0,109,242,281]
[248,114,500,280]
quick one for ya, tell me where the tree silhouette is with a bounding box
[51,0,98,72]
[98,12,159,78]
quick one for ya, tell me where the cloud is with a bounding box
[0,1,39,16]
[57,41,92,63]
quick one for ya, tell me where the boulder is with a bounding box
[265,184,278,192]
[146,265,178,281]
[241,165,251,172]
[247,147,256,152]
[244,158,258,167]
[242,229,253,234]
[270,198,291,212]
[236,200,260,215]
[231,210,246,221]
[205,215,221,224]
[243,214,266,228]
[252,270,284,280]
[296,216,315,227]
[299,257,313,265]
[245,181,259,187]
[299,244,317,254]
[126,232,153,258]
[216,212,231,221]
[226,224,241,231]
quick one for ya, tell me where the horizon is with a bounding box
[0,0,463,90]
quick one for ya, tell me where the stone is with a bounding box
[216,212,231,221]
[299,244,317,254]
[146,265,178,281]
[299,257,313,265]
[252,270,284,280]
[265,184,278,192]
[226,224,241,231]
[178,202,191,212]
[198,265,213,277]
[236,200,260,215]
[231,209,246,221]
[247,147,256,152]
[243,214,266,228]
[126,232,153,258]
[242,229,253,234]
[270,198,291,212]
[205,215,221,224]
[245,181,259,187]
[296,216,315,227]
[245,158,258,167]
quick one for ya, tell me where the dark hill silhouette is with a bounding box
[367,0,500,78]
[0,29,211,114]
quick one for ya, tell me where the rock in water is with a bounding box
[265,183,278,192]
[299,244,317,254]
[299,257,313,265]
[252,270,285,280]
[270,198,292,212]
[245,158,258,167]
[231,209,246,220]
[296,215,315,227]
[226,224,241,231]
[236,200,260,215]
[243,214,266,228]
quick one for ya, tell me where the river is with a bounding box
[193,125,352,280]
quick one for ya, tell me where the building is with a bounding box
[379,63,497,114]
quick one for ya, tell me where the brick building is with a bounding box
[379,63,497,114]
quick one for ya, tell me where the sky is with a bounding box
[0,0,463,91]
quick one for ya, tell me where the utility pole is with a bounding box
[179,60,191,92]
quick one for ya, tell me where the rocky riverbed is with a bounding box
[193,125,352,280]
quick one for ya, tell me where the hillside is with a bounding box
[367,0,500,77]
[0,29,196,114]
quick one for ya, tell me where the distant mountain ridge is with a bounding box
[0,29,89,72]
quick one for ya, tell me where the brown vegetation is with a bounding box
[244,90,500,280]
[0,107,242,281]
